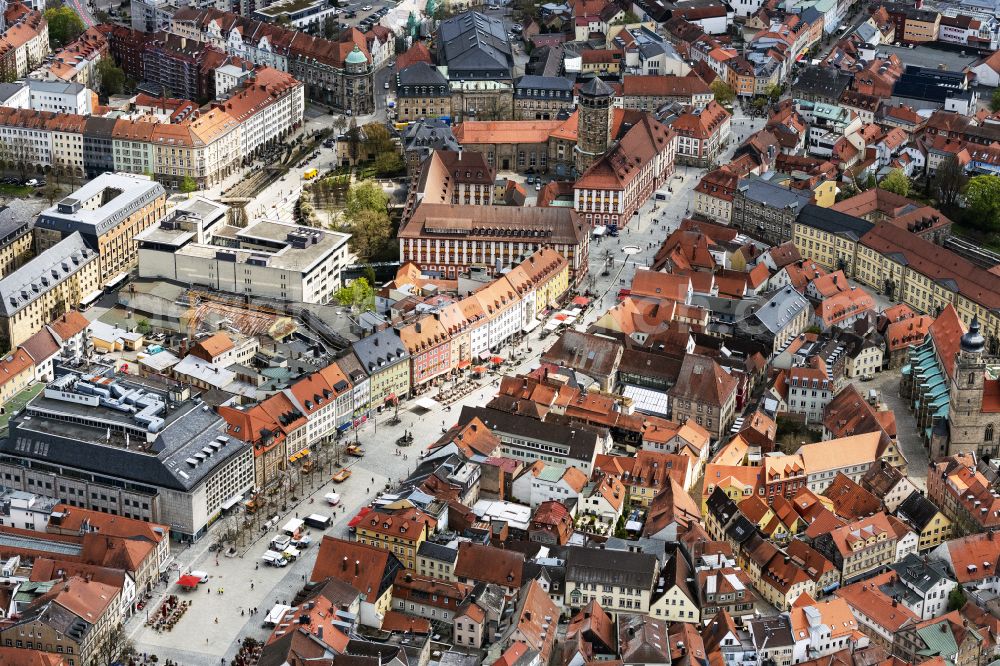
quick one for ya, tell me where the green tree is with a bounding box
[764,83,782,102]
[612,10,640,24]
[934,155,967,207]
[179,176,198,193]
[345,180,389,218]
[373,150,403,176]
[334,277,375,312]
[136,318,151,335]
[44,6,85,48]
[991,88,1000,113]
[362,123,396,158]
[96,57,125,97]
[710,79,735,106]
[346,208,392,261]
[966,174,1000,231]
[879,169,910,197]
[947,586,966,612]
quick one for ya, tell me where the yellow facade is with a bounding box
[916,511,952,552]
[356,522,428,569]
[812,180,837,207]
[535,262,570,315]
[649,585,700,622]
[368,360,411,411]
[1,258,101,350]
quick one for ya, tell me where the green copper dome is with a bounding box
[346,45,368,64]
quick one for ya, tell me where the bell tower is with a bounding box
[949,315,988,457]
[574,77,613,175]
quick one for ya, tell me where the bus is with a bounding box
[303,168,318,180]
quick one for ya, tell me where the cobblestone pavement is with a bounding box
[870,370,928,490]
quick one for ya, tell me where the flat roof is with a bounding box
[36,172,165,237]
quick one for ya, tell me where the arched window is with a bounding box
[969,373,976,387]
[987,424,995,442]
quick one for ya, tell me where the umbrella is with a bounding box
[177,574,201,589]
[490,356,504,365]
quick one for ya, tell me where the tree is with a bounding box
[345,180,389,218]
[96,57,125,97]
[879,169,910,197]
[966,174,1000,231]
[346,117,361,163]
[44,6,85,48]
[41,181,61,205]
[934,155,967,207]
[710,79,735,106]
[334,277,375,312]
[764,83,782,102]
[92,625,134,666]
[179,175,198,193]
[947,586,966,612]
[373,150,403,176]
[346,208,392,261]
[612,10,640,24]
[362,122,396,158]
[991,88,1000,113]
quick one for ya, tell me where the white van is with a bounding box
[189,570,209,583]
[271,534,291,551]
[262,551,288,567]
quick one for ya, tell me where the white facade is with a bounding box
[27,80,92,115]
[137,220,350,304]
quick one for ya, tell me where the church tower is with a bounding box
[574,77,613,176]
[948,315,989,457]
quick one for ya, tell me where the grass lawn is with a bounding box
[0,184,33,197]
[0,382,44,432]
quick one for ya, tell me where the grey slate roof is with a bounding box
[438,11,513,79]
[737,177,812,213]
[896,491,943,531]
[458,406,600,462]
[564,545,658,589]
[402,119,460,155]
[890,553,953,594]
[748,288,810,335]
[0,199,34,243]
[397,61,449,88]
[0,233,97,316]
[4,372,250,492]
[417,540,459,563]
[351,327,410,376]
[797,204,874,241]
[514,75,574,92]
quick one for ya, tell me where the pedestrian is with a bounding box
[241,609,245,617]
[255,563,259,570]
[207,587,211,594]
[251,582,255,590]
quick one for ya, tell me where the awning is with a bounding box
[337,422,352,432]
[348,506,372,528]
[473,366,486,373]
[479,351,492,361]
[300,449,311,457]
[415,397,439,411]
[177,574,201,588]
[522,319,540,333]
[220,495,243,511]
[592,225,606,236]
[458,360,471,369]
[572,296,590,307]
[385,393,397,403]
[288,452,299,462]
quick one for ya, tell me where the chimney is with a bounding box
[342,556,348,571]
[355,560,360,575]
